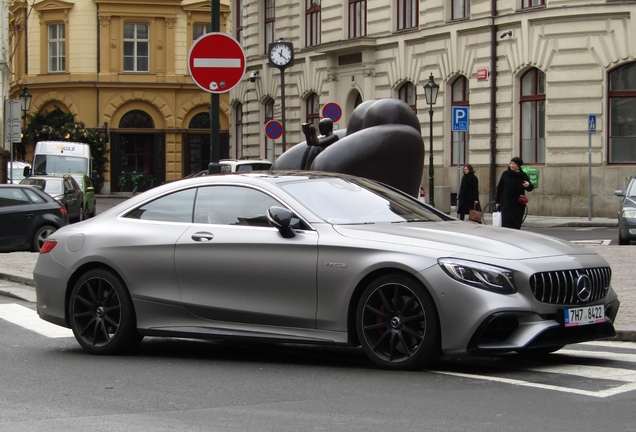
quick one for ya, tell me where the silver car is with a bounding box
[34,172,620,370]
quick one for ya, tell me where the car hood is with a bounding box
[332,221,594,260]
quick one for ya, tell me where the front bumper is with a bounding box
[466,298,620,353]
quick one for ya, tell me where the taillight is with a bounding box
[59,206,68,216]
[40,240,57,254]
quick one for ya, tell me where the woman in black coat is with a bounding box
[457,164,479,220]
[495,157,534,229]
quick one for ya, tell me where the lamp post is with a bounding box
[423,73,439,207]
[19,85,32,131]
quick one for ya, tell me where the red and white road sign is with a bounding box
[188,33,246,94]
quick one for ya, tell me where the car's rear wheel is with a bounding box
[69,268,142,355]
[31,225,56,252]
[356,274,441,370]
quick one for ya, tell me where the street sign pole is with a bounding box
[588,114,596,221]
[209,0,221,174]
[452,106,470,210]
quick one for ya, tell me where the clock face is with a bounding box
[270,44,292,67]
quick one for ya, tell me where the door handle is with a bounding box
[191,232,214,242]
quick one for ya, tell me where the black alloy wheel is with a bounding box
[69,268,142,355]
[356,274,441,370]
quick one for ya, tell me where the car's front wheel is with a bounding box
[69,268,142,355]
[31,225,56,252]
[356,274,441,370]
[618,230,630,245]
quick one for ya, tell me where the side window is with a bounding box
[125,189,196,222]
[0,189,30,206]
[24,189,46,203]
[194,186,280,227]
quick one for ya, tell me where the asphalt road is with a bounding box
[1,295,635,432]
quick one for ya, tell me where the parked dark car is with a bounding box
[21,175,83,223]
[614,176,636,245]
[0,184,68,252]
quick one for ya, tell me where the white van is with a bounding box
[6,161,31,184]
[31,141,92,176]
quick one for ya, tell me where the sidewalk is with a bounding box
[1,214,635,342]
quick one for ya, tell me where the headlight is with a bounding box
[621,209,636,219]
[438,258,516,294]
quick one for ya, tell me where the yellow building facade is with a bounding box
[9,0,231,192]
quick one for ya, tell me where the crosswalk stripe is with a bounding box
[558,348,636,363]
[0,303,73,338]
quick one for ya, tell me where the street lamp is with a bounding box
[19,85,32,130]
[423,73,439,207]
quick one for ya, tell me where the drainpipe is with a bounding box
[489,0,498,202]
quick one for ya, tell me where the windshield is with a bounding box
[33,155,88,175]
[627,179,636,198]
[280,177,443,225]
[24,178,64,195]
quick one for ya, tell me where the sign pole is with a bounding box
[587,114,596,221]
[208,0,221,174]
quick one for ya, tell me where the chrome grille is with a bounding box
[529,267,611,305]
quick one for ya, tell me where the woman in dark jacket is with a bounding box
[495,157,534,229]
[457,164,479,220]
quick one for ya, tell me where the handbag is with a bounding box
[492,210,502,227]
[518,195,529,204]
[468,203,483,223]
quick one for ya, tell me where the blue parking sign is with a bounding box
[452,106,469,132]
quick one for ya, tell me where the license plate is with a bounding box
[564,305,606,327]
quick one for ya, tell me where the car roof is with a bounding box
[0,183,56,200]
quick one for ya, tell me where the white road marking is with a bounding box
[0,303,72,338]
[434,342,636,398]
[571,240,611,245]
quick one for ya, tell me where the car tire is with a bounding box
[618,231,630,245]
[69,268,143,355]
[31,225,56,252]
[356,273,441,370]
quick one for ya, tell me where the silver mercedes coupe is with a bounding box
[34,171,620,370]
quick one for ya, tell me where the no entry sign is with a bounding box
[321,102,342,122]
[188,33,246,94]
[265,120,283,140]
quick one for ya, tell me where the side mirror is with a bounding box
[23,166,31,177]
[267,206,296,238]
[90,170,98,181]
[615,190,625,197]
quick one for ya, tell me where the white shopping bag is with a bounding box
[492,211,502,227]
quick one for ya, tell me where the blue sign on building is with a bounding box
[588,114,597,134]
[452,106,469,132]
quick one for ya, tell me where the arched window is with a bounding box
[189,112,210,129]
[264,98,275,161]
[306,93,320,128]
[119,110,154,128]
[235,103,243,159]
[451,76,469,166]
[355,93,363,108]
[609,63,636,163]
[398,82,416,113]
[520,68,546,164]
